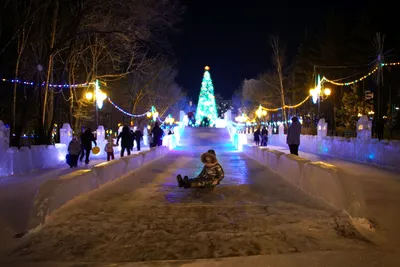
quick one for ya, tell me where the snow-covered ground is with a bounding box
[2,128,398,266]
[0,148,147,253]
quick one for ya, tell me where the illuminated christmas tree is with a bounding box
[195,66,218,126]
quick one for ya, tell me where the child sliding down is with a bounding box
[177,149,224,188]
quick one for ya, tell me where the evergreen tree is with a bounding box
[195,66,218,126]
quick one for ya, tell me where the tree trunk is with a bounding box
[276,51,287,128]
[42,0,59,135]
[271,36,287,129]
[11,24,29,147]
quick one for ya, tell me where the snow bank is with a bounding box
[266,149,285,171]
[29,169,96,228]
[30,145,172,228]
[302,162,366,217]
[243,144,366,217]
[0,144,67,176]
[244,133,400,170]
[277,154,310,187]
[121,154,144,172]
[93,159,128,186]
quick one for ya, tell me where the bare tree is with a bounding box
[10,0,38,146]
[2,0,182,144]
[270,36,288,126]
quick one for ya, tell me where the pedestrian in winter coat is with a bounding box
[104,137,116,161]
[117,126,132,157]
[67,136,81,167]
[254,128,261,146]
[151,122,164,147]
[287,117,301,156]
[261,127,268,146]
[177,149,225,188]
[134,128,143,151]
[80,128,97,164]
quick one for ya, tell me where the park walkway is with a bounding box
[1,127,391,266]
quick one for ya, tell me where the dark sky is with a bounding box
[172,0,365,101]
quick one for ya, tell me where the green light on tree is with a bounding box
[195,66,218,126]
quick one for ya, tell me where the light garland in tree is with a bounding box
[322,67,379,86]
[0,78,91,87]
[257,60,400,112]
[107,97,150,117]
[260,95,312,112]
[322,61,400,86]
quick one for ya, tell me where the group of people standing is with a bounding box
[67,128,97,167]
[66,122,168,167]
[252,117,302,156]
[254,126,269,146]
[116,126,144,158]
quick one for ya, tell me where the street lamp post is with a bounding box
[310,85,331,119]
[254,105,267,132]
[85,79,107,128]
[255,104,267,122]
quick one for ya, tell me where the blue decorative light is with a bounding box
[107,98,150,117]
[1,77,91,88]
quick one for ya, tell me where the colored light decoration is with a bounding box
[107,98,150,117]
[165,114,175,125]
[95,79,107,109]
[195,66,218,126]
[85,79,107,109]
[255,104,267,119]
[324,88,331,96]
[146,106,159,121]
[85,92,93,100]
[235,113,248,123]
[310,75,331,104]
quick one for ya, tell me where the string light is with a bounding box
[260,95,312,112]
[107,97,149,117]
[0,78,91,88]
[322,67,379,86]
[384,62,400,66]
[322,61,400,86]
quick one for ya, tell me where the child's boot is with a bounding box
[176,174,184,187]
[183,176,190,189]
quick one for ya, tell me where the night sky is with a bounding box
[173,0,366,101]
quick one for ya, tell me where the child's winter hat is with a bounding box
[201,150,217,164]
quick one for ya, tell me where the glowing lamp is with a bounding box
[98,91,107,101]
[85,92,93,100]
[205,66,210,71]
[147,112,152,118]
[324,88,331,96]
[309,89,315,96]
